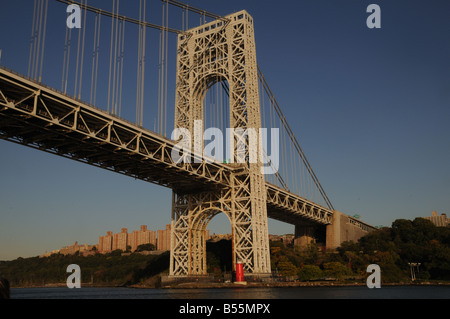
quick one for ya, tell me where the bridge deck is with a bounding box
[0,67,235,194]
[0,67,336,226]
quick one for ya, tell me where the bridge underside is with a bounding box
[0,67,232,195]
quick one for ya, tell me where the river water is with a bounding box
[10,285,450,299]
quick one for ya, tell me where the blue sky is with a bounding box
[0,0,449,260]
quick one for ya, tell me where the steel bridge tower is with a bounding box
[169,10,271,277]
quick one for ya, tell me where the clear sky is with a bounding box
[0,0,449,260]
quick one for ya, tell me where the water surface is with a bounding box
[10,285,450,299]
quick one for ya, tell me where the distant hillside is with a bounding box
[0,250,170,288]
[0,240,232,288]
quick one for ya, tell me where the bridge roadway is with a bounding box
[0,67,337,227]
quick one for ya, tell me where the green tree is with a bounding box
[136,243,155,252]
[301,242,319,264]
[427,240,450,280]
[276,259,298,277]
[322,262,352,279]
[368,251,405,282]
[392,219,416,244]
[298,265,323,281]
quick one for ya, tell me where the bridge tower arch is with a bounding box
[170,10,271,277]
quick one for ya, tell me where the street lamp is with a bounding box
[407,262,421,281]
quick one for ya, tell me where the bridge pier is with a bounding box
[169,182,272,278]
[294,225,323,248]
[293,211,376,250]
[325,211,344,250]
[326,211,375,249]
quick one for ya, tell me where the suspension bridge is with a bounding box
[0,0,375,277]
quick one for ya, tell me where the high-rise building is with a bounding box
[98,224,217,253]
[113,228,128,251]
[128,230,140,252]
[149,229,157,247]
[126,225,157,251]
[424,211,449,227]
[99,231,113,253]
[98,225,160,253]
[138,225,149,248]
[157,224,172,251]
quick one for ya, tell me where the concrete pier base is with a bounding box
[293,211,376,250]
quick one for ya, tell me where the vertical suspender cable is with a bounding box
[37,0,48,83]
[158,0,168,136]
[136,0,142,125]
[90,14,98,104]
[27,0,48,83]
[137,0,146,126]
[32,0,43,81]
[118,19,125,116]
[28,0,38,78]
[107,0,116,114]
[185,7,188,31]
[162,2,165,135]
[158,30,162,134]
[164,1,169,136]
[77,0,87,99]
[74,0,82,97]
[90,13,101,105]
[258,66,334,210]
[136,3,140,125]
[158,3,163,134]
[94,14,101,105]
[62,24,69,92]
[140,1,146,127]
[112,2,120,115]
[64,28,72,94]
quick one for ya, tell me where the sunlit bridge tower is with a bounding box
[169,10,272,277]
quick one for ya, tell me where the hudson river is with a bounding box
[10,285,450,299]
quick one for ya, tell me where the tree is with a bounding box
[136,243,155,252]
[322,262,352,279]
[426,240,450,280]
[301,242,319,264]
[358,227,395,253]
[277,260,298,277]
[411,218,437,245]
[392,219,415,244]
[298,265,323,281]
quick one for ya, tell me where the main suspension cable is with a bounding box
[257,66,334,210]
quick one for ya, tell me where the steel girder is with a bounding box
[266,184,334,225]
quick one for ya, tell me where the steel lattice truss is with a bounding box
[171,11,271,276]
[0,67,232,194]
